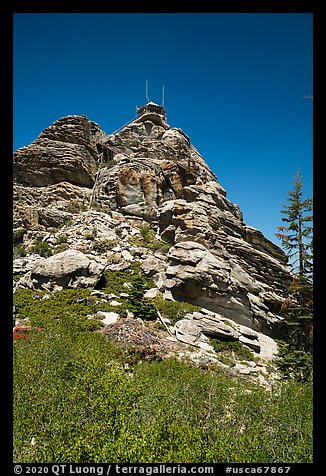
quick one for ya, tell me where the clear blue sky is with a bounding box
[13,13,313,246]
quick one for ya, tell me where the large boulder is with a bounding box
[173,308,278,359]
[165,241,286,337]
[28,249,106,289]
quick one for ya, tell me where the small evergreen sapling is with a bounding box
[127,273,157,321]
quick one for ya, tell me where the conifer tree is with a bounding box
[275,170,313,277]
[275,171,313,380]
[127,273,157,321]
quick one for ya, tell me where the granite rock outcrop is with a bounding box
[13,115,103,188]
[13,108,292,364]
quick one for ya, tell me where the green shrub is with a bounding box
[97,261,154,296]
[139,224,153,244]
[95,298,129,318]
[149,239,172,253]
[54,243,70,254]
[14,288,93,327]
[84,227,97,240]
[129,225,172,253]
[54,233,69,252]
[57,234,68,244]
[81,318,103,332]
[13,316,313,463]
[216,354,236,367]
[92,239,118,254]
[153,298,201,325]
[66,200,87,214]
[13,289,313,463]
[90,201,112,213]
[127,274,157,321]
[31,240,53,258]
[13,244,27,258]
[210,338,256,362]
[275,341,313,382]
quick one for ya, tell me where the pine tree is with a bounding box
[127,273,157,321]
[275,171,313,380]
[275,170,313,277]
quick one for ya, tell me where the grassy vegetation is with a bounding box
[31,239,53,258]
[13,244,27,258]
[129,224,172,253]
[56,234,68,244]
[13,263,156,325]
[153,298,201,326]
[13,288,313,463]
[97,261,154,296]
[209,338,257,363]
[53,243,70,254]
[66,199,87,214]
[275,340,313,382]
[92,239,118,254]
[91,201,113,214]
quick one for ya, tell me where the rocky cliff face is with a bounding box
[13,110,292,381]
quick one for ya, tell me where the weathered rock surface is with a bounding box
[13,182,91,236]
[20,249,107,290]
[173,308,278,359]
[96,311,120,326]
[13,115,103,188]
[13,109,292,344]
[164,241,288,336]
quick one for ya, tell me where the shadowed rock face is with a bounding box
[13,112,291,338]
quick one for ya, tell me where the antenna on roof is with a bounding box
[162,84,165,106]
[145,79,149,103]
